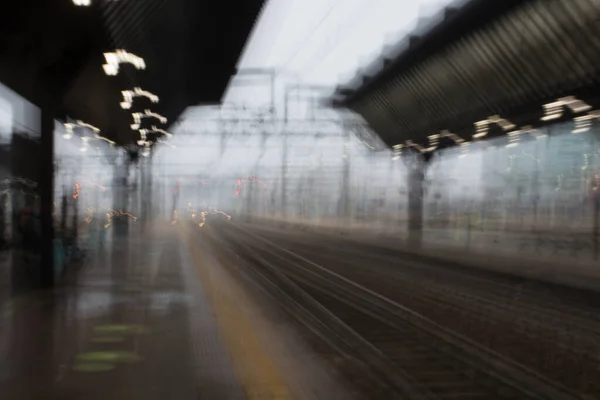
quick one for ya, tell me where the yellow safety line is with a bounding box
[180,226,292,400]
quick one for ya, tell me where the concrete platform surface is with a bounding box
[0,222,351,400]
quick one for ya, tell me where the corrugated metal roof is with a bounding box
[332,0,600,148]
[0,0,265,145]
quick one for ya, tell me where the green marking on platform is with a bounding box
[73,362,116,372]
[93,324,149,335]
[77,351,143,364]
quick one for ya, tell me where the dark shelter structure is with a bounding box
[330,0,600,149]
[0,0,266,288]
[329,0,600,247]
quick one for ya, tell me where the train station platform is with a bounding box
[0,222,351,400]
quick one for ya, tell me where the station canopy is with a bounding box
[328,0,600,150]
[0,0,266,145]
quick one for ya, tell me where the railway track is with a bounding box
[204,224,581,400]
[280,236,600,395]
[243,228,600,395]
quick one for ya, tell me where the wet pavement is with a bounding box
[4,218,595,399]
[0,222,350,399]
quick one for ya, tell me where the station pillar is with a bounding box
[405,152,432,249]
[407,166,425,248]
[39,109,54,288]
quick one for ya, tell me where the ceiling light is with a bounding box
[103,64,118,76]
[542,96,591,121]
[121,88,159,109]
[63,123,74,139]
[131,110,166,129]
[76,120,100,133]
[150,126,172,137]
[103,50,146,76]
[144,110,167,124]
[488,115,516,131]
[473,120,489,139]
[573,110,600,134]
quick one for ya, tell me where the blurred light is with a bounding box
[73,0,91,5]
[440,131,465,144]
[541,96,591,121]
[63,123,74,139]
[573,115,593,134]
[542,100,566,121]
[104,213,112,229]
[121,88,159,109]
[392,143,404,159]
[488,115,516,131]
[73,183,81,199]
[563,96,592,114]
[84,207,93,224]
[131,110,167,130]
[249,176,267,188]
[405,140,426,153]
[103,50,146,76]
[94,134,116,147]
[361,141,375,151]
[80,137,90,152]
[474,116,514,140]
[214,209,232,220]
[144,110,167,124]
[473,120,489,139]
[76,120,100,133]
[116,210,137,221]
[235,176,267,196]
[555,174,564,192]
[198,211,206,227]
[103,209,138,228]
[103,64,119,76]
[139,126,172,138]
[64,120,111,146]
[150,126,172,137]
[506,130,521,148]
[573,111,600,134]
[426,134,439,152]
[131,113,143,128]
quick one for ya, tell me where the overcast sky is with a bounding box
[223,0,460,109]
